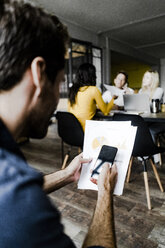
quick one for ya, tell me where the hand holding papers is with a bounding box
[104,84,124,96]
[103,85,125,106]
[78,120,137,195]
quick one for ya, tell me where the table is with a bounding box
[141,112,165,123]
[94,110,165,123]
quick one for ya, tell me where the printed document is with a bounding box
[78,120,137,195]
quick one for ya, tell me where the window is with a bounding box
[59,39,102,97]
[92,47,102,90]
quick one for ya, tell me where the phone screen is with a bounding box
[91,145,118,179]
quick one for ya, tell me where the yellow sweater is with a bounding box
[68,86,114,131]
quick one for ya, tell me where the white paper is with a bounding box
[104,84,124,96]
[78,120,137,195]
[103,85,124,106]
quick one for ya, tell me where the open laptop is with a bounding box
[123,94,151,114]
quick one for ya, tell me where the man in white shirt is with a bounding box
[103,71,134,107]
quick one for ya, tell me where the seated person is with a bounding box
[139,70,164,102]
[102,70,134,107]
[68,63,115,130]
[139,70,165,163]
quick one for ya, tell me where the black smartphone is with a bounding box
[91,145,118,179]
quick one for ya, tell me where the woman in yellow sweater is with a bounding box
[68,63,115,131]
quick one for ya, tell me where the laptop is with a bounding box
[123,94,151,114]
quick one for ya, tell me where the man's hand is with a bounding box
[83,163,118,248]
[43,153,91,193]
[98,163,117,194]
[65,153,92,183]
[90,163,117,194]
[112,95,118,100]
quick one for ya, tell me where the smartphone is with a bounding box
[91,145,118,179]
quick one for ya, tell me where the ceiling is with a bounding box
[35,0,165,60]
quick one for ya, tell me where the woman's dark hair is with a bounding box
[0,0,69,90]
[69,63,96,106]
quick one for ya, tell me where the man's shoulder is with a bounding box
[0,147,42,184]
[0,148,68,247]
[0,147,44,211]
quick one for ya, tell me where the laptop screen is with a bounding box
[123,94,151,113]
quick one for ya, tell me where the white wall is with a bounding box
[61,19,99,45]
[56,19,163,89]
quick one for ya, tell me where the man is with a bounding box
[103,71,134,107]
[0,1,117,247]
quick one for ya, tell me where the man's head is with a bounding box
[0,0,69,139]
[114,71,128,89]
[0,0,68,90]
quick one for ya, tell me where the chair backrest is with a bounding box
[113,113,164,157]
[56,111,84,148]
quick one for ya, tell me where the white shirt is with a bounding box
[102,85,134,107]
[139,87,164,102]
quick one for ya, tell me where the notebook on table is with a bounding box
[123,94,151,114]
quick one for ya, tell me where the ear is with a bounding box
[31,57,46,96]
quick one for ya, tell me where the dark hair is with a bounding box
[116,70,128,84]
[0,0,69,90]
[69,63,96,106]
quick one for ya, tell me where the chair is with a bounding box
[113,113,164,210]
[55,111,84,169]
[148,122,165,165]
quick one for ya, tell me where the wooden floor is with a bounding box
[20,122,165,248]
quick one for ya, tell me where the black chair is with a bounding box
[148,122,165,165]
[55,111,84,169]
[113,113,164,210]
